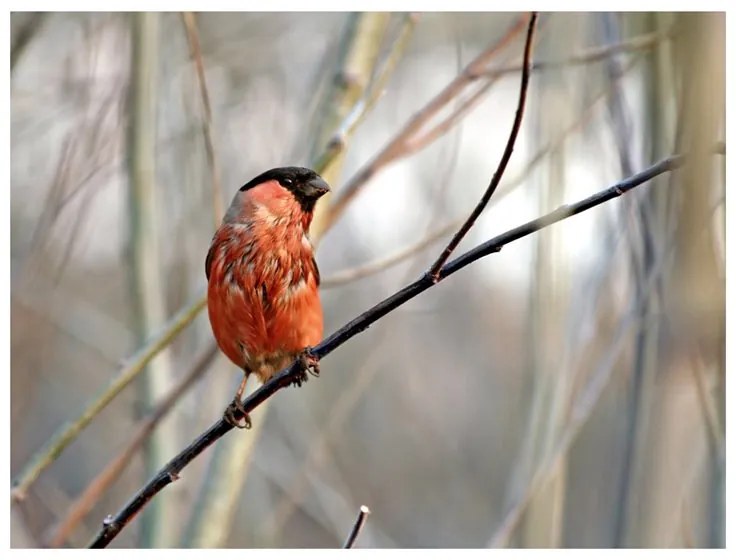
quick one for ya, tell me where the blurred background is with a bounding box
[10,12,725,548]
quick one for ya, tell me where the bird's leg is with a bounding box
[223,372,252,429]
[292,347,321,388]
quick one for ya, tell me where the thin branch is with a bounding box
[403,75,498,157]
[321,221,456,288]
[428,12,538,278]
[89,153,686,548]
[45,344,217,547]
[10,295,207,503]
[474,28,674,79]
[343,505,371,548]
[319,13,530,233]
[181,11,224,225]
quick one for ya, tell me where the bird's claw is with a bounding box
[223,397,252,429]
[293,348,320,387]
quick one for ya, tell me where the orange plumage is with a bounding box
[206,167,330,427]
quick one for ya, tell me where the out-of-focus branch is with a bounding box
[343,505,371,548]
[182,12,224,225]
[319,14,530,234]
[488,298,657,547]
[321,221,456,288]
[308,12,392,243]
[89,153,692,548]
[10,295,206,503]
[126,13,178,547]
[688,350,725,461]
[473,27,674,79]
[428,12,537,278]
[45,344,217,547]
[10,12,45,72]
[311,13,418,179]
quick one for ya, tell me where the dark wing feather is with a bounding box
[205,243,215,281]
[311,255,320,287]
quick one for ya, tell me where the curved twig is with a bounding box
[428,12,537,278]
[182,11,224,225]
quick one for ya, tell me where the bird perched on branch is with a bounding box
[205,167,330,428]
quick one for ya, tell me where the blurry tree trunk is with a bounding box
[615,12,724,547]
[668,12,725,548]
[127,12,177,548]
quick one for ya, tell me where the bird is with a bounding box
[205,166,330,428]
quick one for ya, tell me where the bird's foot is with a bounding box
[292,347,321,387]
[223,397,252,429]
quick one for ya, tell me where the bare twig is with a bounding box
[45,344,217,547]
[181,11,223,225]
[89,153,686,548]
[343,505,371,548]
[428,12,538,279]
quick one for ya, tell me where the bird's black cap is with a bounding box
[240,166,330,212]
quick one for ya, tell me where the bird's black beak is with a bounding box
[304,176,330,200]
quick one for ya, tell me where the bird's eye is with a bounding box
[282,178,294,187]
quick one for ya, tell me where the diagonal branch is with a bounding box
[89,153,686,548]
[428,12,537,278]
[182,11,224,226]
